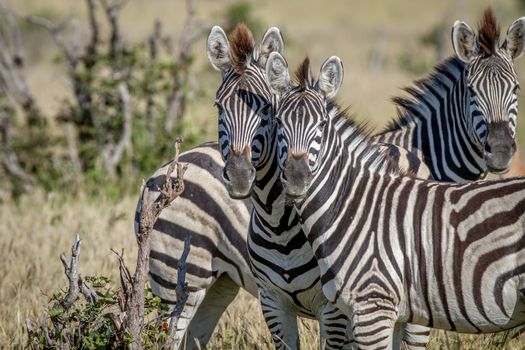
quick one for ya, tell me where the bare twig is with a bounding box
[146,20,162,145]
[165,234,192,348]
[102,82,133,177]
[24,15,78,68]
[0,3,40,117]
[85,0,99,67]
[122,138,187,350]
[100,0,127,62]
[60,234,82,309]
[165,0,206,132]
[79,276,98,305]
[111,247,133,308]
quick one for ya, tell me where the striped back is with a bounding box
[207,25,283,198]
[377,8,525,182]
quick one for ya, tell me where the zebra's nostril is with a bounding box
[484,142,492,154]
[223,169,231,182]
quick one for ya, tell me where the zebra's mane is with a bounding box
[327,101,401,177]
[383,7,501,133]
[294,56,314,89]
[228,23,256,75]
[381,56,466,133]
[478,6,500,56]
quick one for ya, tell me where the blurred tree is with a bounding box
[0,0,205,197]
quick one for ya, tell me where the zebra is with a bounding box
[267,49,525,350]
[374,8,520,183]
[136,9,524,348]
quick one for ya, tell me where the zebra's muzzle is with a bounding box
[484,123,516,174]
[222,147,256,199]
[282,153,312,198]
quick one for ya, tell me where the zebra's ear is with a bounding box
[502,17,525,60]
[207,25,232,72]
[258,27,284,68]
[451,21,479,62]
[318,56,344,99]
[266,52,291,95]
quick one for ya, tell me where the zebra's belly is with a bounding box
[413,280,525,333]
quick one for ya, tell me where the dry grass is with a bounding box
[3,0,525,349]
[0,191,138,347]
[2,190,523,348]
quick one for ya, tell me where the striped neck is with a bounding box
[379,57,486,182]
[293,109,398,278]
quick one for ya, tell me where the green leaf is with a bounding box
[48,306,65,317]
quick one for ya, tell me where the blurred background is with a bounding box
[1,0,525,348]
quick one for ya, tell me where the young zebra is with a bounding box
[268,53,525,349]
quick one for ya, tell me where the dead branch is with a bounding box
[102,82,133,177]
[0,94,34,185]
[100,0,127,63]
[24,14,78,68]
[110,247,133,310]
[165,0,206,132]
[60,234,82,309]
[85,0,99,67]
[123,137,187,350]
[0,3,40,118]
[64,123,82,174]
[79,276,98,305]
[165,234,192,348]
[146,20,162,145]
[139,138,187,234]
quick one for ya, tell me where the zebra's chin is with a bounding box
[223,179,254,199]
[280,173,309,202]
[484,152,514,175]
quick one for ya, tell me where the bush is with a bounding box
[27,276,170,349]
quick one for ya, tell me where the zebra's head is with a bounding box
[207,24,284,199]
[452,8,525,173]
[266,53,343,198]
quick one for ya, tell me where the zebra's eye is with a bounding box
[318,120,327,131]
[513,83,521,94]
[214,102,225,115]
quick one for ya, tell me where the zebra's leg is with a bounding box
[259,289,299,350]
[182,274,240,349]
[349,301,398,350]
[319,302,353,349]
[400,324,430,350]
